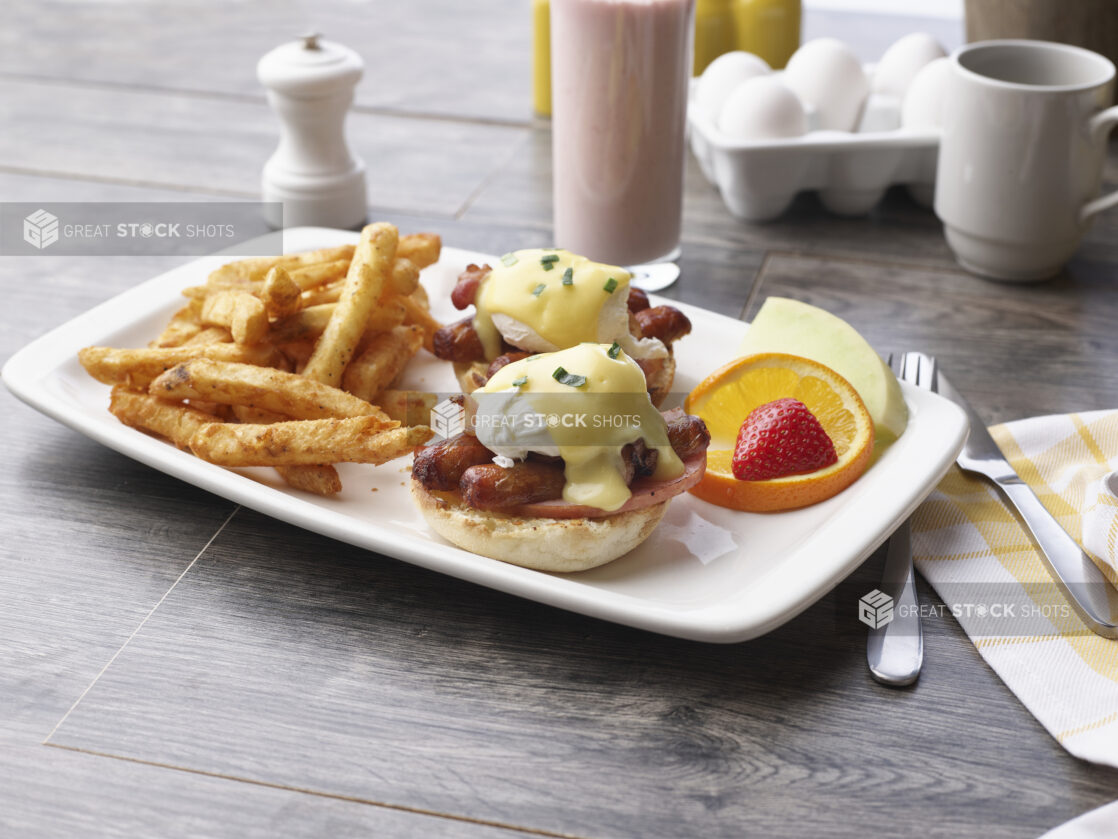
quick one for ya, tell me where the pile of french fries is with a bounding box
[79,222,443,496]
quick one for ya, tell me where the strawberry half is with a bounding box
[731,398,838,481]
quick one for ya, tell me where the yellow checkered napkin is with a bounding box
[912,410,1118,767]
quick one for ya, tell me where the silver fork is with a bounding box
[866,352,932,687]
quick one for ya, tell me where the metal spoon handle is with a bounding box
[867,521,924,686]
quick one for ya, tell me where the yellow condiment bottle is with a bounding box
[694,0,735,75]
[532,0,551,117]
[732,0,800,69]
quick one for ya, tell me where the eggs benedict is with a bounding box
[431,249,691,405]
[411,343,710,571]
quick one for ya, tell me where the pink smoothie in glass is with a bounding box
[550,0,695,266]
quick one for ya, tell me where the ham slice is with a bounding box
[513,452,706,519]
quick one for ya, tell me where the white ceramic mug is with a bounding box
[935,40,1118,281]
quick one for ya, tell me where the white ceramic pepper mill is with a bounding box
[257,33,367,230]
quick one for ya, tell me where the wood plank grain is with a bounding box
[0,742,542,838]
[0,78,527,218]
[45,508,1118,839]
[0,0,533,124]
[0,175,240,741]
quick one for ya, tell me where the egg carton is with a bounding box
[688,76,941,222]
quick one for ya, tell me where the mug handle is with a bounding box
[1079,105,1118,223]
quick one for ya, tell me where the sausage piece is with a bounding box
[451,264,491,310]
[627,286,650,313]
[432,316,487,363]
[634,306,691,346]
[418,415,708,508]
[622,439,659,484]
[486,351,532,380]
[460,461,566,510]
[412,432,494,491]
[666,415,710,461]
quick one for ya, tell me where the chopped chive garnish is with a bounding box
[540,255,559,270]
[561,267,574,286]
[607,341,622,359]
[511,375,528,387]
[532,283,546,296]
[500,252,518,267]
[603,277,618,293]
[552,367,587,388]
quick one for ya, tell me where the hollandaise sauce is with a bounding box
[473,249,631,361]
[475,343,683,512]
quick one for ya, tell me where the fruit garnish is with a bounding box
[684,352,874,512]
[738,297,907,453]
[731,398,838,480]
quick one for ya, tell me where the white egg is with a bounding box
[901,56,952,129]
[873,33,946,99]
[717,76,807,140]
[782,38,868,132]
[694,51,772,124]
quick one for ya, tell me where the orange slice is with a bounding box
[685,352,875,512]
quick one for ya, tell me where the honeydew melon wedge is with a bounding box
[739,297,908,451]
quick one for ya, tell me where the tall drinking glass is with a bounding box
[550,0,696,268]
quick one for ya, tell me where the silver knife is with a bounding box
[936,371,1118,638]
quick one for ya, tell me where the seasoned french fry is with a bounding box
[300,279,344,307]
[185,399,230,419]
[397,293,442,353]
[359,425,433,464]
[272,300,408,347]
[288,259,350,291]
[342,326,424,402]
[398,233,441,269]
[261,265,302,319]
[151,300,204,348]
[282,244,356,269]
[201,290,268,345]
[386,257,419,297]
[302,222,397,386]
[206,245,356,289]
[278,340,316,371]
[276,464,342,496]
[150,359,386,421]
[86,228,436,497]
[231,405,280,424]
[79,344,280,389]
[301,257,415,305]
[182,326,232,346]
[188,415,404,466]
[378,389,438,426]
[270,303,335,344]
[109,387,220,450]
[231,406,344,495]
[361,300,409,341]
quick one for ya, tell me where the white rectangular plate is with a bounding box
[3,227,968,643]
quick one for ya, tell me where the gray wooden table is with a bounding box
[4,3,1118,837]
